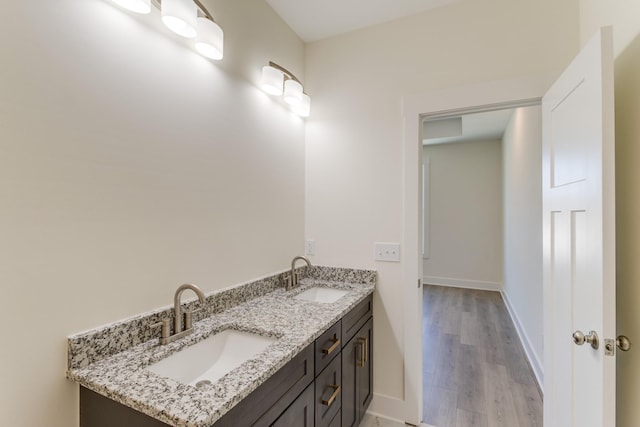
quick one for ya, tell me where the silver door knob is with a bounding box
[573,330,599,350]
[617,335,632,352]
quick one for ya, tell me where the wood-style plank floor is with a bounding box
[422,285,543,427]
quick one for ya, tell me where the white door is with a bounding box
[542,26,615,427]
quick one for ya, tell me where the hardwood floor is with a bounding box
[422,285,542,427]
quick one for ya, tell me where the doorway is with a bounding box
[400,76,548,425]
[420,106,543,425]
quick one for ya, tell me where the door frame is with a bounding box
[401,76,549,424]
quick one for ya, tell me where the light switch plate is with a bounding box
[374,242,401,262]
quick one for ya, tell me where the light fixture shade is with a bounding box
[162,0,197,38]
[283,79,303,106]
[195,18,224,60]
[261,66,284,96]
[292,93,311,117]
[111,0,151,14]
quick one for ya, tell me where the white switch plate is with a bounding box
[306,239,316,256]
[374,242,401,262]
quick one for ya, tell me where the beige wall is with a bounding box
[579,2,640,426]
[502,106,543,383]
[423,140,503,290]
[0,1,305,426]
[305,0,579,409]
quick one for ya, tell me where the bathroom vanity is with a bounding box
[68,266,375,427]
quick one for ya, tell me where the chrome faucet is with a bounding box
[151,283,206,345]
[286,256,312,290]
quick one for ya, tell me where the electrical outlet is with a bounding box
[374,242,401,262]
[306,239,316,256]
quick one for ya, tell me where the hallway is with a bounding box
[422,285,542,426]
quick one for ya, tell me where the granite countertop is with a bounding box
[67,269,375,427]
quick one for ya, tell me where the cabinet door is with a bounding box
[315,354,341,427]
[271,383,314,427]
[341,316,373,427]
[357,317,373,421]
[341,333,358,427]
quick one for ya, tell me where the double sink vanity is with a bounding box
[67,262,375,427]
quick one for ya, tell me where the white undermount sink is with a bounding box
[294,287,349,304]
[147,329,276,387]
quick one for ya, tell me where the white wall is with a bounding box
[502,106,543,384]
[579,2,640,426]
[0,1,305,426]
[305,0,579,414]
[423,140,503,291]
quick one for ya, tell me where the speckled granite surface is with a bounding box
[67,266,376,427]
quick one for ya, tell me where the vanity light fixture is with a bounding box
[283,79,303,106]
[195,16,224,60]
[261,65,285,96]
[110,0,223,60]
[161,0,197,38]
[292,93,311,118]
[260,61,311,117]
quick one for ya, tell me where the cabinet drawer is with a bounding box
[216,343,314,427]
[315,320,342,375]
[341,295,372,346]
[315,354,342,427]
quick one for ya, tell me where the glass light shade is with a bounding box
[195,18,224,60]
[111,0,150,14]
[162,0,197,38]
[261,66,284,96]
[292,93,311,117]
[283,79,303,106]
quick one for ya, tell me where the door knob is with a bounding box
[573,330,599,350]
[616,335,632,352]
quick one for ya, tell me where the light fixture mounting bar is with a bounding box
[150,0,217,22]
[268,61,302,85]
[193,0,215,21]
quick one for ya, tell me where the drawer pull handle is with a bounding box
[356,338,366,367]
[321,384,341,406]
[364,337,369,364]
[322,337,341,355]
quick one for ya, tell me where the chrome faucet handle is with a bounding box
[150,318,171,342]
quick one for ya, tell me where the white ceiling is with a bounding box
[265,0,460,42]
[422,109,515,146]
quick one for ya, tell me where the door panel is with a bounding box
[542,26,615,427]
[550,80,589,187]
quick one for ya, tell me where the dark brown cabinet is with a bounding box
[79,294,373,427]
[341,298,373,427]
[272,383,315,427]
[217,343,314,426]
[315,353,342,427]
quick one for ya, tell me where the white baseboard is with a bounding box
[367,393,438,426]
[500,291,544,390]
[367,393,407,423]
[423,276,502,292]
